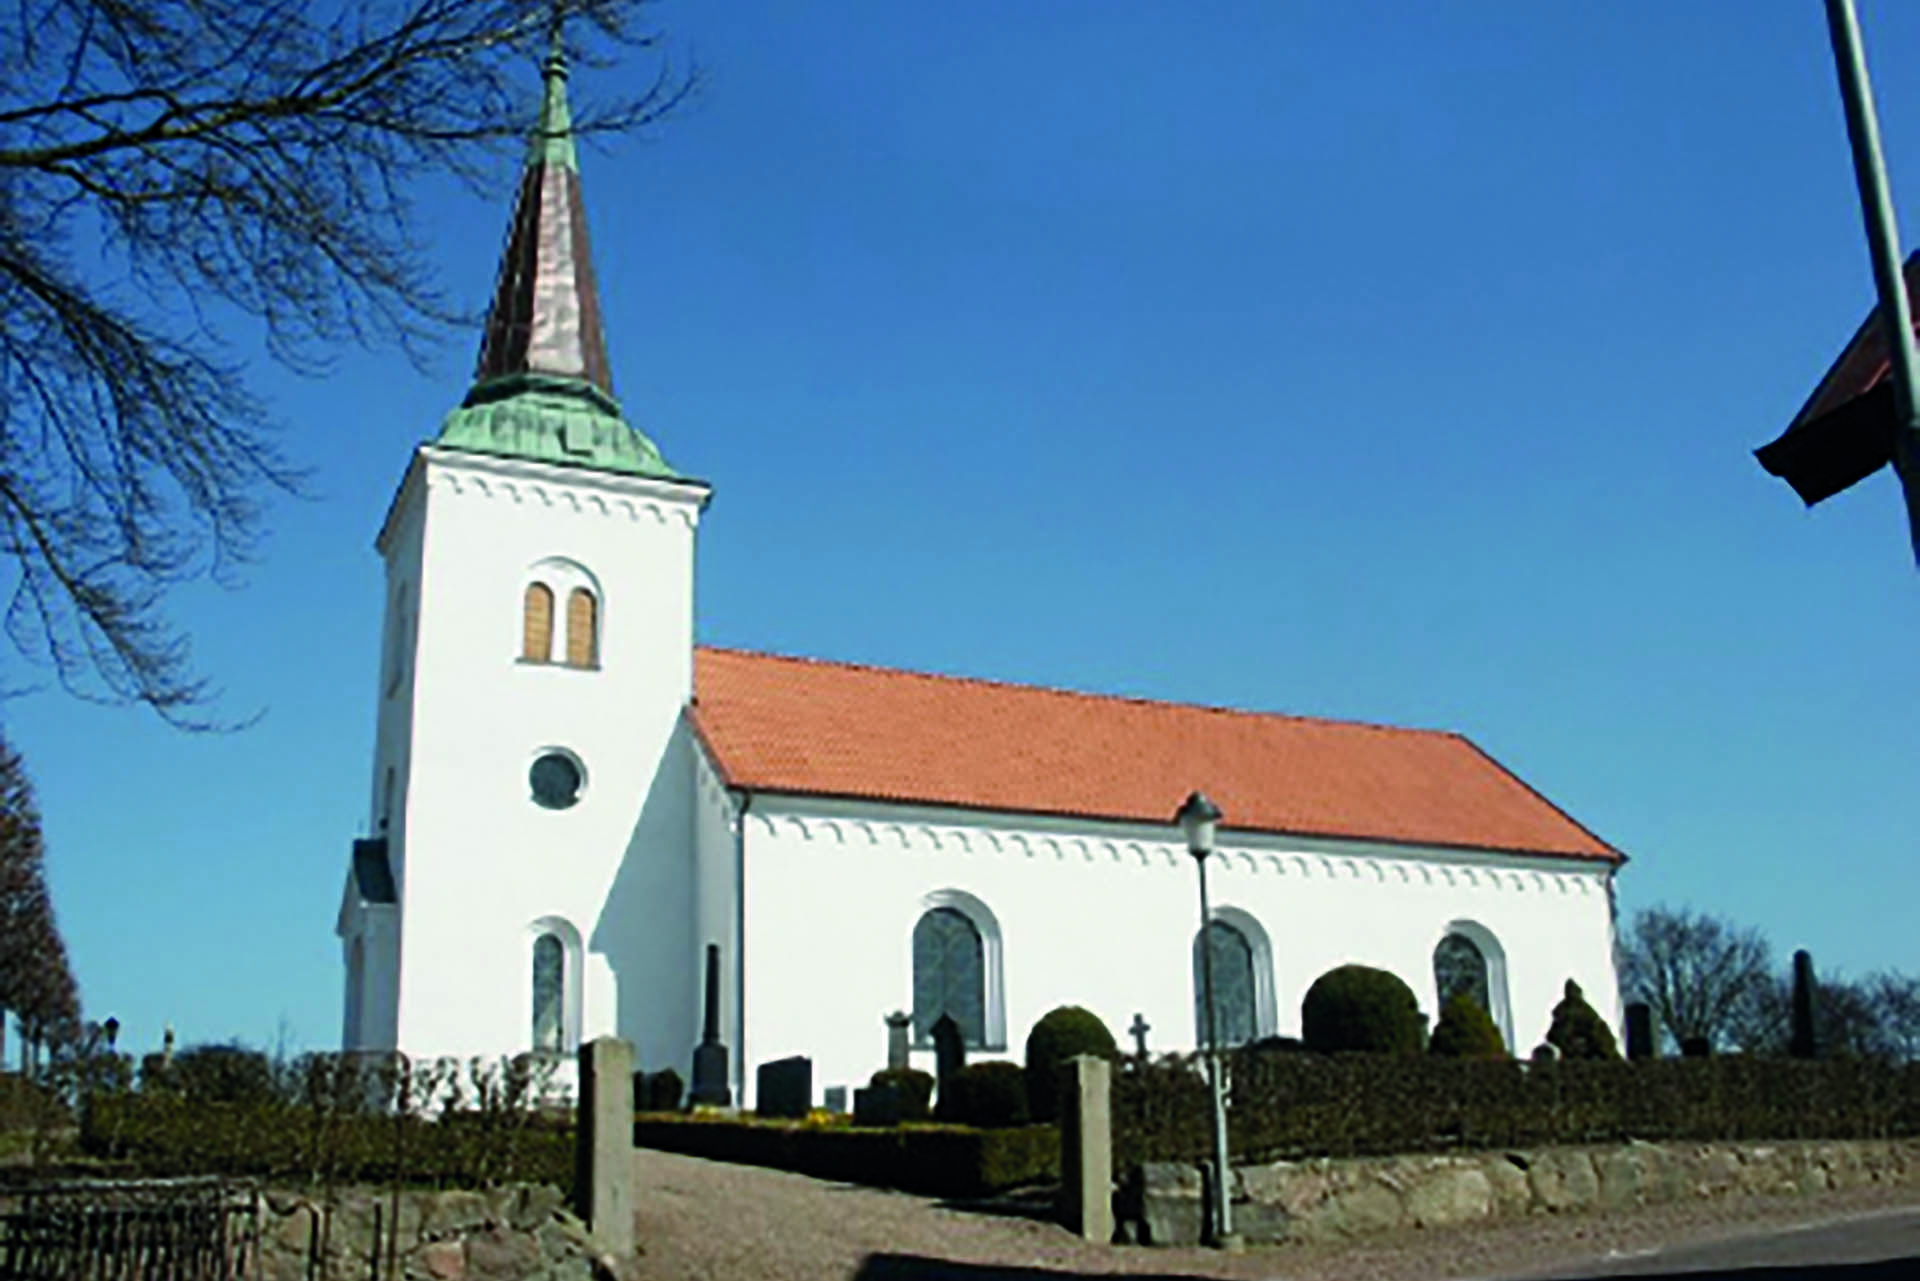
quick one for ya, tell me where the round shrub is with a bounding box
[1301,965,1423,1056]
[1546,979,1620,1060]
[1427,993,1507,1059]
[934,1061,1030,1128]
[1023,1006,1117,1123]
[868,1067,934,1121]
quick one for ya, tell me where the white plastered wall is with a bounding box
[377,445,707,1068]
[739,796,1619,1109]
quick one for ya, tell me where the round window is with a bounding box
[529,751,583,810]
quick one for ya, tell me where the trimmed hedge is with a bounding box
[934,1062,1029,1129]
[869,1068,934,1121]
[1112,1051,1920,1168]
[80,1094,573,1192]
[632,1116,1057,1198]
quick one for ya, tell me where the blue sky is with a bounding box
[8,2,1920,1058]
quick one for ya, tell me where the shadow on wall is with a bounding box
[849,1255,1920,1281]
[590,716,698,1076]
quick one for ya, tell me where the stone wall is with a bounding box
[254,1184,624,1281]
[1123,1139,1920,1247]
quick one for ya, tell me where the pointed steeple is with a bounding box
[436,27,678,479]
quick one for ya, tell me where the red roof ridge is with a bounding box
[693,643,1459,740]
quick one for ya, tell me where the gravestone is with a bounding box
[885,1011,912,1071]
[574,1037,635,1257]
[690,943,732,1105]
[1128,1013,1151,1059]
[931,1013,966,1104]
[1624,1002,1654,1061]
[1058,1056,1113,1242]
[756,1056,812,1119]
[1790,949,1820,1060]
[853,1083,902,1127]
[824,1085,848,1114]
[1680,1035,1712,1059]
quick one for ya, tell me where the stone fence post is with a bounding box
[576,1036,636,1259]
[1058,1055,1113,1242]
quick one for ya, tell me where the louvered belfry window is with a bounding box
[566,588,597,667]
[522,582,555,662]
[912,908,985,1048]
[1194,921,1257,1048]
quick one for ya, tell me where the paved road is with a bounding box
[1518,1206,1920,1279]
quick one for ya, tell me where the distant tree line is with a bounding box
[1619,904,1920,1059]
[0,731,79,1073]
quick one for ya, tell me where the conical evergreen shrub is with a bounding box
[1546,979,1620,1060]
[1427,992,1507,1059]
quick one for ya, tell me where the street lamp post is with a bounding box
[1176,790,1237,1250]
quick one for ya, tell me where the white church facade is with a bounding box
[338,50,1627,1108]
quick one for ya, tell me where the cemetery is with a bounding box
[3,963,1920,1276]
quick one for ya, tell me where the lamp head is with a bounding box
[1174,790,1223,859]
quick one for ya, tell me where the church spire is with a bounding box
[473,31,609,396]
[437,23,679,479]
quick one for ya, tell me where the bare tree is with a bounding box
[1865,971,1920,1060]
[1619,906,1774,1053]
[0,732,78,1073]
[0,0,695,724]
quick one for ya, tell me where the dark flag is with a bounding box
[1755,254,1917,505]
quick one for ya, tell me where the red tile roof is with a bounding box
[689,647,1620,864]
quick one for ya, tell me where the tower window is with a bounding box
[566,588,598,668]
[532,932,565,1053]
[530,749,585,810]
[522,582,555,662]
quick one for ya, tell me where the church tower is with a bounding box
[339,39,710,1072]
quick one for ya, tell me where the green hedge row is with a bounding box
[632,1116,1058,1198]
[1114,1052,1920,1168]
[80,1095,574,1192]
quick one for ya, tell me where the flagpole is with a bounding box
[1825,0,1920,563]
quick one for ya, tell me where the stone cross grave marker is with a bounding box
[1129,1013,1151,1058]
[885,1011,912,1071]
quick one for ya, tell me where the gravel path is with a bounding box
[628,1147,1920,1281]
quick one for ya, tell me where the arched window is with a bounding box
[913,907,985,1049]
[565,588,598,667]
[1193,920,1257,1048]
[1434,921,1513,1051]
[522,583,555,662]
[532,932,565,1053]
[1434,933,1489,1013]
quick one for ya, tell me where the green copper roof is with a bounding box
[531,45,578,171]
[439,376,677,477]
[435,35,683,480]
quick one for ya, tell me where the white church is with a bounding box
[338,50,1627,1108]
